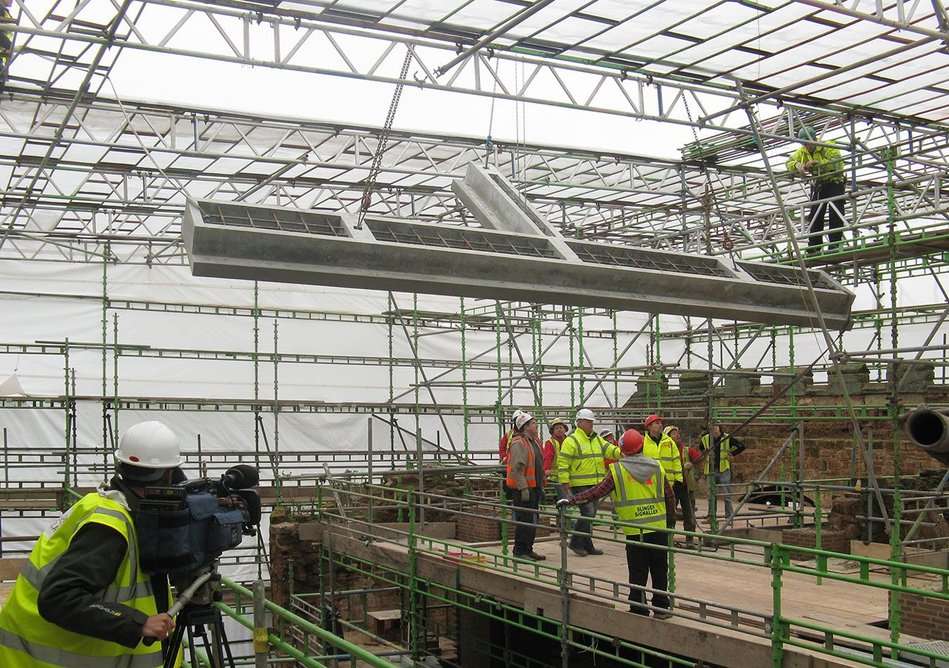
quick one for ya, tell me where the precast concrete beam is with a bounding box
[182,183,854,329]
[451,163,579,261]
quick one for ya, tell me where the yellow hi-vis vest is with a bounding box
[556,429,622,487]
[701,433,735,474]
[0,492,164,668]
[643,433,682,483]
[609,460,667,536]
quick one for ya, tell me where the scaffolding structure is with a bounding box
[0,0,948,666]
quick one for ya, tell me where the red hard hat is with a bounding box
[620,429,644,455]
[644,414,663,428]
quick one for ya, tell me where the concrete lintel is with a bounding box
[185,223,853,328]
[339,210,375,240]
[451,163,580,262]
[183,181,854,329]
[373,522,456,540]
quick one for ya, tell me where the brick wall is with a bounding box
[735,413,937,486]
[455,503,501,542]
[627,391,949,489]
[780,527,851,560]
[269,509,322,609]
[897,592,949,640]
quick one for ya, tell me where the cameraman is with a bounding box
[0,421,182,666]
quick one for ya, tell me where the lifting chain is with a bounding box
[357,47,413,228]
[681,93,737,257]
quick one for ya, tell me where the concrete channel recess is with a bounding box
[183,163,854,329]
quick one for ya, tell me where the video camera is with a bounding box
[135,464,262,576]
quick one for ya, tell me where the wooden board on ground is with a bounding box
[0,558,26,582]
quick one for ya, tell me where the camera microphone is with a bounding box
[221,464,259,490]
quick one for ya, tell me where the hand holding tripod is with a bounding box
[161,563,236,668]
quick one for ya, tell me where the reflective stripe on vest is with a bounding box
[18,558,153,604]
[560,432,609,486]
[659,437,683,482]
[609,462,666,535]
[0,628,161,668]
[644,434,682,482]
[0,493,163,668]
[701,434,732,474]
[506,435,538,488]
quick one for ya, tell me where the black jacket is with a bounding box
[36,477,170,648]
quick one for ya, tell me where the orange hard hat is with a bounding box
[644,414,663,428]
[620,429,645,455]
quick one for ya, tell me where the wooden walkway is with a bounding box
[473,498,935,666]
[316,517,911,668]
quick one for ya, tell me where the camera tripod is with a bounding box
[163,566,236,668]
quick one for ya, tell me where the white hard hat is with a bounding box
[115,421,183,471]
[514,412,535,430]
[576,408,595,422]
[510,409,526,428]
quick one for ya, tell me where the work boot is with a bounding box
[526,552,547,561]
[653,610,673,620]
[584,538,603,555]
[569,545,588,557]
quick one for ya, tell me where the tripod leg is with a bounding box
[215,620,237,666]
[191,623,215,666]
[164,623,187,668]
[209,622,223,668]
[188,624,202,668]
[169,604,237,667]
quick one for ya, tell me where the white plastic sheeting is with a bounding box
[0,256,944,583]
[0,259,640,482]
[0,258,643,584]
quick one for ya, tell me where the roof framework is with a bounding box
[0,0,944,404]
[1,8,949,656]
[0,2,944,417]
[0,0,946,269]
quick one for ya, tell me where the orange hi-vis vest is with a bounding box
[505,435,539,488]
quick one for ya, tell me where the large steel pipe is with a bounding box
[903,406,949,465]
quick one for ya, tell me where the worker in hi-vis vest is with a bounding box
[700,421,747,520]
[498,409,526,464]
[555,408,622,557]
[559,429,676,618]
[643,414,694,545]
[542,417,569,499]
[786,125,847,255]
[505,411,547,562]
[0,421,182,667]
[664,424,700,545]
